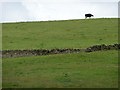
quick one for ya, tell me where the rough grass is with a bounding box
[2,18,118,88]
[2,18,118,50]
[2,50,118,88]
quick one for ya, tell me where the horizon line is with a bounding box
[1,17,118,24]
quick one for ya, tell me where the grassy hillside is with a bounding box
[2,18,118,88]
[3,50,118,88]
[2,18,118,50]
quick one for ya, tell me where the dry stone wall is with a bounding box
[1,44,120,58]
[85,44,120,52]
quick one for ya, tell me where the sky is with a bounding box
[0,0,119,22]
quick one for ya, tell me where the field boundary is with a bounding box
[1,44,120,58]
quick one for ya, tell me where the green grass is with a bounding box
[2,18,118,50]
[3,50,118,88]
[2,18,118,88]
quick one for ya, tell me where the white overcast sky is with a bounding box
[0,0,119,22]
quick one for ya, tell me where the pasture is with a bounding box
[2,18,118,50]
[2,18,118,88]
[3,50,118,88]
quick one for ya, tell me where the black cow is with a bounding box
[85,14,94,19]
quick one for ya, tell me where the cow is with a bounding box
[85,14,94,19]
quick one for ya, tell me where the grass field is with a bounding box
[2,18,118,88]
[2,50,118,88]
[2,18,118,50]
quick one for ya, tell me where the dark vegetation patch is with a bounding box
[1,44,120,58]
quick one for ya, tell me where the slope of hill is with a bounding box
[2,18,118,50]
[3,50,118,88]
[2,18,118,88]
